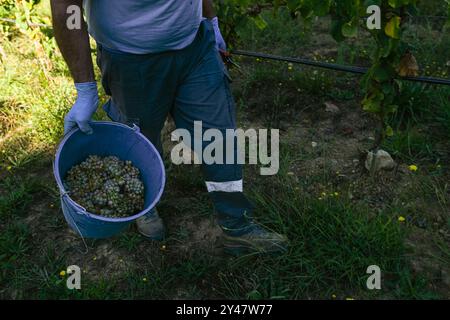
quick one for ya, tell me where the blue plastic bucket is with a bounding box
[53,121,166,239]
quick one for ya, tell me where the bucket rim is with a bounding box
[54,121,166,223]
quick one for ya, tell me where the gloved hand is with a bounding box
[64,82,99,135]
[211,17,226,51]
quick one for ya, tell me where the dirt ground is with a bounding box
[18,83,447,298]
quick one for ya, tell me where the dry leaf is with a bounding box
[398,52,419,77]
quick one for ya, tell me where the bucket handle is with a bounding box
[52,159,88,217]
[61,192,89,216]
[53,160,89,253]
[131,123,140,133]
[61,193,89,254]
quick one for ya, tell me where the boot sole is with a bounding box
[223,244,287,256]
[223,237,288,256]
[137,227,165,241]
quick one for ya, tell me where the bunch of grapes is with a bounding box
[64,155,145,218]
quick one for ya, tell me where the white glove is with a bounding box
[64,82,99,135]
[211,17,226,51]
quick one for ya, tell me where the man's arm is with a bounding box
[50,0,94,83]
[51,0,98,135]
[202,0,216,19]
[202,0,227,51]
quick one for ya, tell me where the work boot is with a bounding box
[136,209,165,241]
[222,223,288,256]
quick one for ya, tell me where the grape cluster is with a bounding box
[64,155,145,218]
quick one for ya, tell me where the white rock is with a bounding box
[311,141,318,148]
[324,101,340,114]
[365,149,396,172]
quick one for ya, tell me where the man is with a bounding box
[51,0,287,255]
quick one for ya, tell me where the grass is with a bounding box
[241,181,407,298]
[0,2,449,299]
[0,177,37,218]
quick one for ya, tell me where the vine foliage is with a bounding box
[217,0,450,149]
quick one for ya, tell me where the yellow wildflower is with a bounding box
[59,270,66,277]
[408,165,418,172]
[398,216,406,222]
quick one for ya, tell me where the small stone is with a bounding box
[324,101,340,114]
[311,141,318,148]
[365,150,396,172]
[442,270,450,286]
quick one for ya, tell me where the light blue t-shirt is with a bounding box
[84,0,203,54]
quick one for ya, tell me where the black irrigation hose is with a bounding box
[1,17,449,86]
[231,49,450,86]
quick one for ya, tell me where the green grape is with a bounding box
[64,155,145,218]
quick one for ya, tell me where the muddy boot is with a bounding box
[223,223,288,256]
[136,209,165,241]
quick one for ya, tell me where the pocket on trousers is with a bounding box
[223,66,233,83]
[97,46,113,96]
[222,68,237,128]
[102,99,127,123]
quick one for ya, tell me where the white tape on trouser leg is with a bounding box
[205,180,243,193]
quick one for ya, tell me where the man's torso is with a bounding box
[84,0,203,54]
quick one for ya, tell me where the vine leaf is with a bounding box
[342,21,358,38]
[385,16,401,39]
[331,19,345,42]
[313,0,332,17]
[362,92,384,113]
[251,15,268,30]
[373,64,390,82]
[386,125,394,137]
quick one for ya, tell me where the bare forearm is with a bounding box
[202,0,216,19]
[51,0,94,83]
